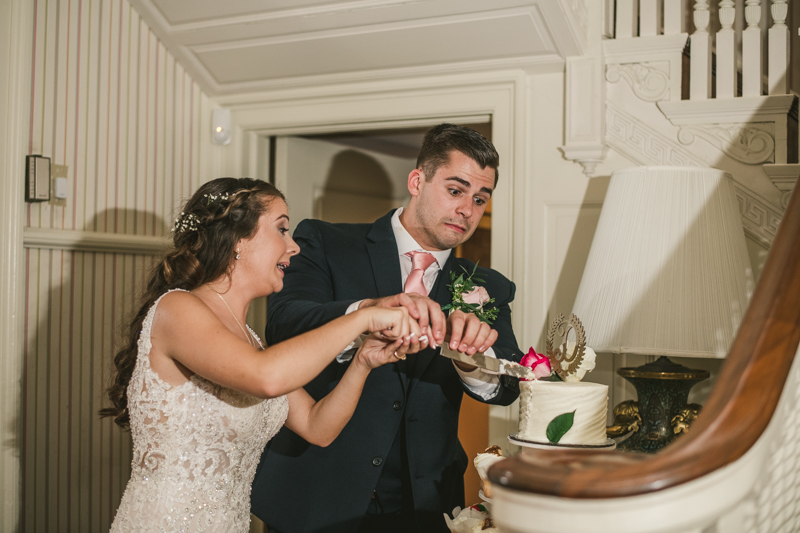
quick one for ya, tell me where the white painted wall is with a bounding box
[275,136,413,225]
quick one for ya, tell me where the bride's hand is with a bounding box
[363,306,413,340]
[355,332,418,369]
[356,307,425,369]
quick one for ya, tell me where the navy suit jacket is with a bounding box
[251,210,522,532]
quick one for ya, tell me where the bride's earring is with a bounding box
[236,248,241,260]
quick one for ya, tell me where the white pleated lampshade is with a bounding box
[572,166,754,359]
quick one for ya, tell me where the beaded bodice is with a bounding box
[110,290,288,533]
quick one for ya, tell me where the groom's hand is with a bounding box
[446,310,498,371]
[359,293,446,348]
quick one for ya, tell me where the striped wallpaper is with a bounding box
[24,1,213,531]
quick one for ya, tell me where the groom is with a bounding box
[252,124,523,532]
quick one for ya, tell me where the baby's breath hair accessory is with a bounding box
[204,192,232,205]
[172,212,199,234]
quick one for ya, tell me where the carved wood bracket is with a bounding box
[606,62,671,102]
[677,123,775,164]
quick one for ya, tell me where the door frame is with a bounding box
[216,71,533,443]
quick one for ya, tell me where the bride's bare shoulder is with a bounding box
[154,290,218,327]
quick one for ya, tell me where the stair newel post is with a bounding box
[664,0,685,35]
[742,0,763,97]
[615,0,638,38]
[690,0,713,100]
[768,0,789,95]
[640,0,659,36]
[716,1,737,98]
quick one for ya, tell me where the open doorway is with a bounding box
[269,122,494,506]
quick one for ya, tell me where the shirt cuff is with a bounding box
[345,301,362,315]
[453,347,501,400]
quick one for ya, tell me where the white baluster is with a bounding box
[640,0,659,36]
[742,0,763,97]
[664,0,685,34]
[690,0,713,99]
[768,0,789,94]
[615,0,638,38]
[716,1,737,98]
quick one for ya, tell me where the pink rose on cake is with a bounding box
[519,348,551,381]
[462,286,490,308]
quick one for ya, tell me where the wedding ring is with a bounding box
[394,351,406,360]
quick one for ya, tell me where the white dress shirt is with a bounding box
[338,208,500,400]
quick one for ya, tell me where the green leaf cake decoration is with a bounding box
[546,410,576,444]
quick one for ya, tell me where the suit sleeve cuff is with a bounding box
[454,347,501,400]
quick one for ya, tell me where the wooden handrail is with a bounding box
[490,175,800,499]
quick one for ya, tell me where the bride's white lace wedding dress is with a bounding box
[110,291,289,533]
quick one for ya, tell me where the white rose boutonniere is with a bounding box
[441,264,499,324]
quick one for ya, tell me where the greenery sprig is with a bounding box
[441,263,499,324]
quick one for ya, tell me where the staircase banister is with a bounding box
[490,173,800,500]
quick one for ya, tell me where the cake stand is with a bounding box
[508,434,616,454]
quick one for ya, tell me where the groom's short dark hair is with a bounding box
[416,123,499,185]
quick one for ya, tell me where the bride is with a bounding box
[100,178,428,532]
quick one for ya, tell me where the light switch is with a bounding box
[54,177,68,199]
[50,164,68,205]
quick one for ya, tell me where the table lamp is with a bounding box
[572,166,754,452]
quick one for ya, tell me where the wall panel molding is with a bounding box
[23,228,169,255]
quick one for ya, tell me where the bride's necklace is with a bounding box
[213,290,256,348]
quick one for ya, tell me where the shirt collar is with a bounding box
[391,208,451,267]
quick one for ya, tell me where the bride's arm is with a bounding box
[152,291,414,399]
[283,336,411,447]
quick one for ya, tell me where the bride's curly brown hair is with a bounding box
[99,177,285,428]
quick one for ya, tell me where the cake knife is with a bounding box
[439,344,536,380]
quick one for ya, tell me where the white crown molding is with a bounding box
[191,7,553,53]
[603,33,689,63]
[23,228,169,255]
[606,62,671,102]
[658,95,796,124]
[133,0,415,34]
[606,102,782,247]
[677,124,775,165]
[195,54,566,97]
[567,0,588,37]
[213,68,541,108]
[130,1,579,96]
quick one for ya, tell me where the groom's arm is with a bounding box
[266,219,357,346]
[459,270,523,406]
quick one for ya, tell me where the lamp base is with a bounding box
[615,356,709,453]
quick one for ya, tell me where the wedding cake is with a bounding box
[515,314,609,446]
[473,445,504,498]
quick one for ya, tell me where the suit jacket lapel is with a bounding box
[366,211,403,298]
[366,211,411,388]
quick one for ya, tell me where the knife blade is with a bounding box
[439,344,536,380]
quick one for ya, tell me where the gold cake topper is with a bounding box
[546,313,586,381]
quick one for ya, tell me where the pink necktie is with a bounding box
[404,251,437,296]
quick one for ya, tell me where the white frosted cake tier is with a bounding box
[517,380,609,446]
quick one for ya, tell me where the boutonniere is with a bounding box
[441,263,499,324]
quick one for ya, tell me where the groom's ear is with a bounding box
[407,169,424,197]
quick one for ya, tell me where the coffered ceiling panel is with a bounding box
[131,0,588,95]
